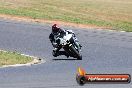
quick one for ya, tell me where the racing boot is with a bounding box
[52,48,59,57]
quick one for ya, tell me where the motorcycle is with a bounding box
[54,31,82,60]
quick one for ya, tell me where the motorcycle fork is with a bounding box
[63,45,73,57]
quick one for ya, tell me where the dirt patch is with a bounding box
[0,14,111,29]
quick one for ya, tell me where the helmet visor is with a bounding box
[52,28,59,35]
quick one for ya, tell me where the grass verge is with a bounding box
[0,51,33,67]
[0,0,131,31]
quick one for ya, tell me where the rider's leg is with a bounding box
[52,46,62,57]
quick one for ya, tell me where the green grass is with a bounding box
[0,51,32,66]
[0,0,132,31]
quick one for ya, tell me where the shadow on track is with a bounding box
[52,58,81,60]
[52,51,82,60]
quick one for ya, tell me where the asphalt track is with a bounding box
[0,18,132,88]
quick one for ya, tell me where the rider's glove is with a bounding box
[56,39,60,45]
[67,30,76,37]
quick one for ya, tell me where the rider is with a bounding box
[49,24,81,57]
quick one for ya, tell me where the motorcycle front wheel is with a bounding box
[69,45,82,60]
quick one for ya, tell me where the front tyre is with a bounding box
[77,54,82,60]
[70,45,82,60]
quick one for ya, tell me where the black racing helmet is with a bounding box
[52,24,60,35]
